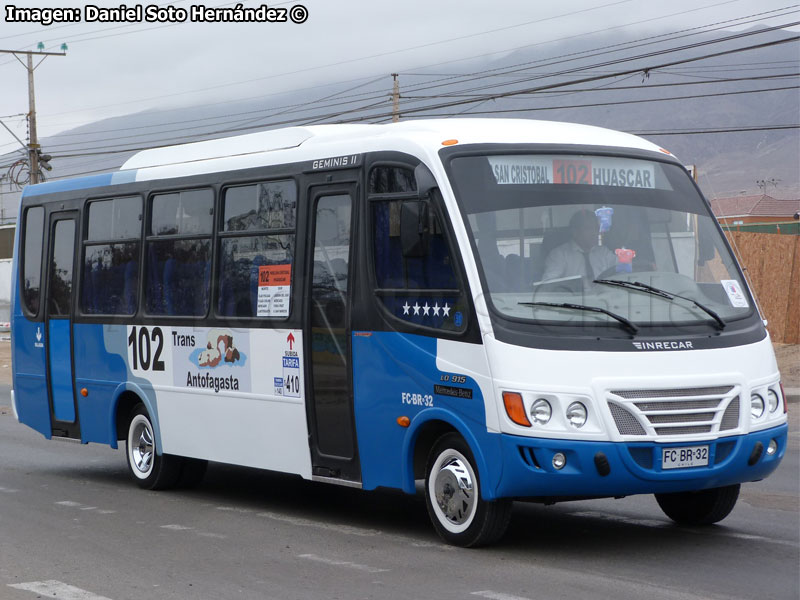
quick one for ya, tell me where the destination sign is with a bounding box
[488,155,658,189]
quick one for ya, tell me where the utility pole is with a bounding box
[391,73,400,123]
[0,45,67,185]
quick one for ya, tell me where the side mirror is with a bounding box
[414,163,437,199]
[401,200,430,257]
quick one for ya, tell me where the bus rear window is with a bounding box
[22,206,45,315]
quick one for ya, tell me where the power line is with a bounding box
[395,18,800,101]
[401,72,800,99]
[400,84,800,117]
[34,17,800,152]
[396,4,799,86]
[337,34,800,124]
[37,33,800,158]
[633,124,800,135]
[18,0,782,125]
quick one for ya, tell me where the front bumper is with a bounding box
[495,423,788,499]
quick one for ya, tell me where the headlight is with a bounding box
[530,398,552,425]
[767,389,779,413]
[566,402,588,428]
[750,393,765,419]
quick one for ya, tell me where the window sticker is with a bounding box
[721,279,749,308]
[257,264,291,317]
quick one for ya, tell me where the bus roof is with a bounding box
[22,119,670,198]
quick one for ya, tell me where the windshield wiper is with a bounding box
[593,279,726,330]
[518,301,639,335]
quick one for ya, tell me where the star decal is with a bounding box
[413,302,421,316]
[442,303,451,317]
[422,302,431,316]
[433,302,441,316]
[402,302,411,315]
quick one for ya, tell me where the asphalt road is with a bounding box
[1,391,797,600]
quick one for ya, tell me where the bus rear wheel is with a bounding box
[126,404,182,490]
[424,433,512,547]
[655,484,740,525]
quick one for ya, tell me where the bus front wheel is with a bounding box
[655,484,740,525]
[126,404,182,490]
[424,433,512,547]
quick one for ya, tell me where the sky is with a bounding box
[0,0,798,157]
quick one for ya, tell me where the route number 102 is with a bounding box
[128,326,165,371]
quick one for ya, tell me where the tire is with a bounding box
[424,433,512,547]
[655,484,740,526]
[126,404,182,490]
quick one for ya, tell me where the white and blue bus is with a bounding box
[11,119,788,546]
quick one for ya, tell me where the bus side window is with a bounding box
[146,189,213,317]
[22,206,45,315]
[217,180,297,318]
[81,197,142,315]
[370,165,465,332]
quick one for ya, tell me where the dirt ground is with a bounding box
[0,338,795,389]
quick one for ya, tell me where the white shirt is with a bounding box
[541,241,616,281]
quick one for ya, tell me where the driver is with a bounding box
[542,209,615,281]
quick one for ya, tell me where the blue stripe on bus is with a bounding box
[22,170,137,198]
[351,331,504,499]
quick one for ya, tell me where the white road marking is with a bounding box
[8,580,113,600]
[196,531,227,539]
[298,553,389,573]
[257,511,381,537]
[472,591,532,600]
[55,501,115,514]
[0,486,19,493]
[216,505,253,514]
[160,524,193,531]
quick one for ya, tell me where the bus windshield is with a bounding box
[448,152,753,329]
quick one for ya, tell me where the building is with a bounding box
[710,194,800,225]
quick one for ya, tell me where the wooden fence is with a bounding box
[725,231,800,344]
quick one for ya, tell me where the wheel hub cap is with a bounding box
[132,422,154,473]
[434,457,475,525]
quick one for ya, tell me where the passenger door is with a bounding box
[305,183,361,484]
[44,212,80,438]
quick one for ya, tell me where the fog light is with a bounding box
[767,439,778,455]
[566,402,588,428]
[552,452,567,470]
[750,393,765,419]
[531,398,552,425]
[767,389,779,413]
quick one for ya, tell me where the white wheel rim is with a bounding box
[128,414,154,480]
[428,448,478,534]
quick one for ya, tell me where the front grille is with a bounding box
[612,386,733,399]
[720,397,740,431]
[648,412,715,424]
[655,425,713,435]
[635,399,720,411]
[607,385,739,439]
[608,403,646,435]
